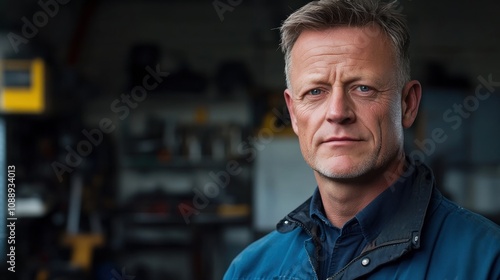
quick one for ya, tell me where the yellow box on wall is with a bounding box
[1,58,45,114]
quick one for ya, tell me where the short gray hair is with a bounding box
[280,0,410,89]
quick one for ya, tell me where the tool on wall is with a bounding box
[62,173,104,271]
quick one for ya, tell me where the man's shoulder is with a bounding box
[418,191,500,277]
[224,227,309,279]
[230,228,304,265]
[431,192,500,238]
[425,191,500,268]
[236,230,285,257]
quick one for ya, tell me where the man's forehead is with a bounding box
[293,25,391,50]
[291,26,394,64]
[288,26,399,89]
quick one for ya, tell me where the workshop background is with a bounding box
[0,0,499,279]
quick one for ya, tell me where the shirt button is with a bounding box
[361,258,370,266]
[283,220,289,225]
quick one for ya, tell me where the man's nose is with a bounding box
[326,88,355,124]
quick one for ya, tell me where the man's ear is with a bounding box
[401,80,422,128]
[284,89,299,135]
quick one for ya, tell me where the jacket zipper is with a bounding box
[326,238,410,280]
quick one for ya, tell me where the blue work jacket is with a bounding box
[224,162,500,279]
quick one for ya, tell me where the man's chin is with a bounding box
[313,157,373,180]
[314,165,363,180]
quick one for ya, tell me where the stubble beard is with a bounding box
[309,142,396,184]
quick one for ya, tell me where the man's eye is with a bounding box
[357,85,371,92]
[309,89,323,95]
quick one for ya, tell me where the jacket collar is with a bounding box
[277,196,314,234]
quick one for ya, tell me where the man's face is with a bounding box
[285,26,414,181]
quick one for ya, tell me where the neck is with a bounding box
[316,154,406,228]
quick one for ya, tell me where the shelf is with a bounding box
[120,212,250,226]
[122,155,251,170]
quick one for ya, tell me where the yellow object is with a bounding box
[36,269,48,280]
[62,234,104,271]
[217,204,250,217]
[195,106,209,124]
[1,58,45,114]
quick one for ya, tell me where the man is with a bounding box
[224,0,500,279]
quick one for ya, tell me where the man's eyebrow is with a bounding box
[298,73,331,86]
[341,74,388,87]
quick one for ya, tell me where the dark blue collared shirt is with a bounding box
[310,173,414,279]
